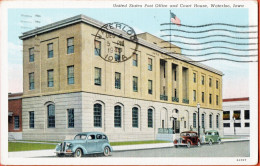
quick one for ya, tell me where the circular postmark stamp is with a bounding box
[94,22,138,63]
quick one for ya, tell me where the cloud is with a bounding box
[8,64,23,93]
[8,42,23,64]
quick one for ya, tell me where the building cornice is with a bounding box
[19,14,224,76]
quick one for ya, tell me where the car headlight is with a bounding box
[66,143,72,147]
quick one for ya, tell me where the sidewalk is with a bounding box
[8,138,249,158]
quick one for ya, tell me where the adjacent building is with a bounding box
[8,92,23,140]
[19,15,223,141]
[222,97,250,136]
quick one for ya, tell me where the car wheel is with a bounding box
[104,146,110,157]
[209,140,212,146]
[74,148,82,158]
[187,142,191,148]
[175,145,178,148]
[197,141,201,147]
[56,153,63,157]
[218,139,221,144]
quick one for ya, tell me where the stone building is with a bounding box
[19,15,223,141]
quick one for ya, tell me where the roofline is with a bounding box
[19,14,224,76]
[223,97,249,102]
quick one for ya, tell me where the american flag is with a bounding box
[170,12,181,26]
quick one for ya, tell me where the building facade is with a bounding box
[222,97,250,136]
[20,15,223,141]
[8,92,23,140]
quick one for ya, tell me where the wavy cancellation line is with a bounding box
[173,52,258,57]
[160,23,258,28]
[160,28,257,34]
[161,40,258,45]
[160,34,258,40]
[162,46,258,52]
[185,58,258,63]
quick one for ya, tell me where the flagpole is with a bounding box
[169,10,171,52]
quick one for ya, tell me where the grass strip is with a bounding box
[9,142,56,152]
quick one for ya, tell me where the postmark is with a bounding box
[94,22,138,63]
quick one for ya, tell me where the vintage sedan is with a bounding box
[202,130,221,145]
[173,131,201,148]
[55,132,113,157]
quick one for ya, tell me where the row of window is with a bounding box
[29,38,74,62]
[223,123,250,128]
[223,110,250,120]
[192,113,219,129]
[193,90,219,105]
[29,104,154,129]
[193,73,219,89]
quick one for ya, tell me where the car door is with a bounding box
[86,134,97,153]
[96,134,104,152]
[212,132,217,142]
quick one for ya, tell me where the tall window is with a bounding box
[115,47,121,62]
[244,110,250,119]
[29,48,34,62]
[148,109,153,128]
[209,78,212,87]
[29,111,34,128]
[29,72,35,90]
[216,115,219,128]
[209,114,212,128]
[216,95,219,105]
[202,92,205,103]
[132,107,138,128]
[67,38,74,54]
[68,109,74,128]
[216,80,219,89]
[114,106,121,127]
[47,69,54,87]
[67,66,74,84]
[94,67,101,85]
[223,111,230,120]
[47,43,53,58]
[148,80,152,94]
[115,72,121,89]
[94,104,102,127]
[133,53,138,66]
[174,89,177,97]
[47,104,55,128]
[94,40,101,56]
[133,76,138,92]
[148,58,152,71]
[14,116,19,129]
[193,90,196,101]
[201,75,205,85]
[193,73,196,83]
[174,70,177,81]
[193,113,196,128]
[233,110,241,120]
[209,94,212,104]
[201,114,205,128]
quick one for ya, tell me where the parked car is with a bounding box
[173,131,201,148]
[55,132,113,157]
[202,130,221,145]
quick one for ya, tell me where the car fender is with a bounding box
[102,143,113,152]
[72,145,88,154]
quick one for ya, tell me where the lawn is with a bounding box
[110,140,170,146]
[8,142,56,152]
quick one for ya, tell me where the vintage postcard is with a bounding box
[0,0,258,165]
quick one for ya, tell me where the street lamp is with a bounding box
[233,117,236,135]
[197,103,200,138]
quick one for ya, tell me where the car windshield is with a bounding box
[181,132,197,137]
[74,134,87,140]
[206,132,212,135]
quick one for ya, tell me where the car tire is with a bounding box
[175,145,178,148]
[197,141,201,147]
[56,153,63,157]
[104,146,110,157]
[209,140,212,146]
[187,142,191,148]
[74,148,83,158]
[218,139,221,144]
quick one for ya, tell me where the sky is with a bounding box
[7,7,257,98]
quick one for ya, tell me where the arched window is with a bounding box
[132,107,138,128]
[201,114,205,129]
[94,103,102,127]
[148,109,153,128]
[216,115,219,128]
[209,114,212,128]
[193,113,196,128]
[47,104,55,128]
[114,105,121,127]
